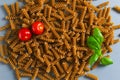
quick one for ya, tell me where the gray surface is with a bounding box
[0,0,120,80]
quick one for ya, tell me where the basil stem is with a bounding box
[100,57,113,65]
[94,49,102,56]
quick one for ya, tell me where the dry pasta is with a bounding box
[0,0,119,80]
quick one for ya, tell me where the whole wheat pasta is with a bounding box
[31,5,42,14]
[47,6,52,19]
[37,73,48,80]
[7,58,16,70]
[9,20,15,29]
[64,39,71,50]
[49,23,60,39]
[21,73,32,77]
[58,10,65,19]
[85,73,98,80]
[39,37,55,43]
[72,37,77,46]
[0,36,4,41]
[11,4,16,15]
[11,52,18,59]
[52,59,59,66]
[79,7,87,22]
[11,58,17,66]
[89,12,94,25]
[31,68,39,80]
[0,0,120,80]
[23,18,30,24]
[51,13,63,20]
[70,67,78,80]
[0,44,5,58]
[47,50,54,56]
[13,42,24,49]
[65,71,72,80]
[61,20,65,29]
[72,18,79,29]
[31,59,36,68]
[72,0,76,11]
[50,48,60,59]
[59,73,66,79]
[4,30,11,41]
[102,7,107,17]
[72,13,78,24]
[97,1,109,8]
[0,57,8,64]
[44,42,49,53]
[15,2,19,13]
[43,55,51,66]
[24,59,33,69]
[63,32,71,42]
[66,64,73,73]
[9,39,19,49]
[113,39,120,44]
[4,4,11,15]
[91,58,101,70]
[0,24,10,31]
[107,16,111,22]
[78,61,86,74]
[46,65,51,73]
[81,32,85,46]
[97,9,103,18]
[64,7,76,16]
[21,9,30,19]
[84,1,99,12]
[46,54,54,61]
[51,0,55,6]
[52,65,60,78]
[34,53,44,63]
[18,53,28,62]
[112,24,120,29]
[55,62,64,73]
[77,47,88,51]
[53,21,61,27]
[106,46,112,52]
[3,44,8,56]
[5,16,18,20]
[43,73,54,80]
[114,5,120,13]
[54,2,66,9]
[105,7,110,19]
[44,5,48,17]
[15,68,21,80]
[25,42,32,54]
[64,15,73,21]
[84,66,90,72]
[55,47,66,55]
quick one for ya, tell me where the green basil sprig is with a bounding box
[87,28,113,66]
[100,56,113,65]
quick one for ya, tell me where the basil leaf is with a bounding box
[93,28,104,45]
[100,57,113,65]
[89,54,99,66]
[94,49,102,56]
[87,36,101,50]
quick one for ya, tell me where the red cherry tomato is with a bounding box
[18,28,32,41]
[32,22,44,35]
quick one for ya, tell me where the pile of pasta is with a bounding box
[0,0,120,80]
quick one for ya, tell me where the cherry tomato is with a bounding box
[18,28,32,41]
[32,22,44,35]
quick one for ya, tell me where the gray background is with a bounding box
[0,0,120,80]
